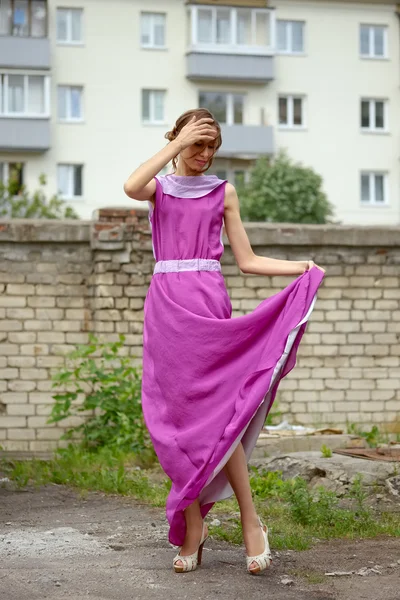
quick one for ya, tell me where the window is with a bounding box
[199,92,244,125]
[209,167,247,186]
[56,8,83,44]
[360,25,387,58]
[277,20,304,53]
[141,12,166,48]
[360,172,387,205]
[190,5,272,49]
[57,164,83,199]
[0,0,47,37]
[0,162,24,194]
[361,99,387,132]
[141,90,166,124]
[278,95,305,128]
[0,73,49,116]
[58,85,83,121]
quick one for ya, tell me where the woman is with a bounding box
[124,108,325,575]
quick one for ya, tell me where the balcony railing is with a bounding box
[0,0,48,38]
[187,4,275,82]
[218,124,274,158]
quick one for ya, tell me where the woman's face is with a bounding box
[179,127,219,172]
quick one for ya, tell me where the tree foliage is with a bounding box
[0,166,79,219]
[238,151,334,224]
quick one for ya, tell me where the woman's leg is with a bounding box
[175,498,208,565]
[223,443,265,564]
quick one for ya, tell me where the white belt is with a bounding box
[153,258,222,274]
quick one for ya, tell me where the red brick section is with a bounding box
[94,208,150,236]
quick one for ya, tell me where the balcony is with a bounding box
[186,4,275,83]
[0,36,50,69]
[218,125,274,158]
[0,0,49,69]
[0,118,50,152]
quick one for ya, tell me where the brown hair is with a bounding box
[165,108,222,172]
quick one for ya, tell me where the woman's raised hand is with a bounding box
[174,116,218,151]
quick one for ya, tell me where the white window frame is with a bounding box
[56,8,84,45]
[141,89,166,125]
[0,73,50,118]
[189,5,275,55]
[140,12,166,49]
[276,20,305,54]
[360,98,388,133]
[198,91,244,125]
[57,164,84,201]
[0,162,24,186]
[57,85,84,122]
[360,172,389,206]
[359,24,388,59]
[278,95,306,129]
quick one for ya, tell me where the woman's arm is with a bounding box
[224,183,311,276]
[123,140,182,201]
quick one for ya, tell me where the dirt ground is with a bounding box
[0,482,399,600]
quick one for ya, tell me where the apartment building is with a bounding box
[0,0,399,224]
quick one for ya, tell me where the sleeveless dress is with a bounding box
[141,174,325,546]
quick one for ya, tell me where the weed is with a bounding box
[48,334,155,458]
[320,444,332,458]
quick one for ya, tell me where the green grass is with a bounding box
[1,445,400,552]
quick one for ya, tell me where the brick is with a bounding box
[0,392,28,404]
[360,401,384,412]
[65,333,89,344]
[321,334,346,344]
[6,283,34,295]
[36,356,65,368]
[7,428,35,440]
[231,288,257,299]
[29,441,59,451]
[371,390,395,401]
[365,345,389,356]
[8,332,37,343]
[386,400,400,411]
[375,300,398,310]
[2,441,29,451]
[36,284,67,296]
[56,297,86,308]
[0,368,18,379]
[324,277,349,287]
[53,321,82,332]
[361,322,386,332]
[298,380,324,390]
[0,320,23,331]
[353,300,373,310]
[0,273,24,283]
[350,379,375,390]
[27,416,52,428]
[96,285,123,298]
[325,311,350,321]
[335,322,361,333]
[8,381,36,392]
[125,286,148,297]
[8,357,35,368]
[35,309,64,320]
[377,378,400,390]
[0,344,19,357]
[320,390,345,401]
[24,320,52,331]
[94,310,121,321]
[345,391,370,401]
[20,368,48,380]
[325,379,350,389]
[241,300,261,310]
[245,276,270,289]
[28,296,56,308]
[0,416,26,427]
[92,297,114,309]
[36,428,63,440]
[348,334,373,344]
[374,334,398,344]
[65,309,89,320]
[20,344,49,355]
[7,404,35,416]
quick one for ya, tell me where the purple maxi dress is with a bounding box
[142,174,325,546]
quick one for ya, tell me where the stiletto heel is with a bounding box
[246,516,272,575]
[173,522,208,573]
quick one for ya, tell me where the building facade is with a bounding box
[0,0,399,223]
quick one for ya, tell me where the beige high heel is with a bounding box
[173,522,208,573]
[246,516,272,575]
